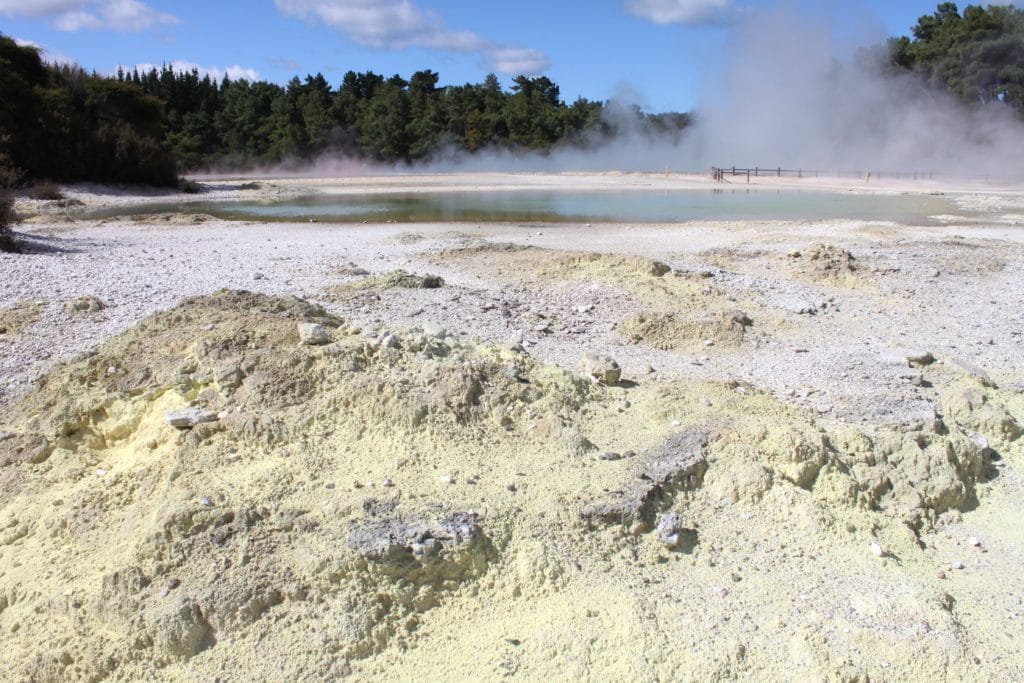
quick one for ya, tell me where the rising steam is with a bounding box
[257,3,1024,179]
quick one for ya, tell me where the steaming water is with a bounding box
[92,189,962,224]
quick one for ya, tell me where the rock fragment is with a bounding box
[421,321,447,339]
[581,428,711,528]
[906,351,937,368]
[580,352,621,385]
[656,512,682,547]
[165,408,219,429]
[298,322,331,345]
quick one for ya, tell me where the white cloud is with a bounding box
[625,0,734,26]
[485,46,549,76]
[0,0,179,32]
[125,61,261,82]
[13,36,77,66]
[273,0,550,75]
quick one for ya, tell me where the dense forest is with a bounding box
[1,2,1023,196]
[889,2,1024,110]
[118,67,690,171]
[0,31,689,186]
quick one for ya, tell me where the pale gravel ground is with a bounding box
[3,173,1024,679]
[3,172,1024,427]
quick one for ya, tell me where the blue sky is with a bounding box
[0,0,967,112]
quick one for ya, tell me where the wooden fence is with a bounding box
[711,166,939,182]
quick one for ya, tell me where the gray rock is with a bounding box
[166,408,218,429]
[949,357,997,388]
[581,352,622,385]
[298,322,331,345]
[348,507,482,565]
[581,428,712,528]
[421,321,447,339]
[656,512,682,547]
[906,350,936,367]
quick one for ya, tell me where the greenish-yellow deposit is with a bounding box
[0,300,42,336]
[325,269,445,301]
[0,291,1021,680]
[433,243,781,352]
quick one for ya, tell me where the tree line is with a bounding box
[118,67,691,171]
[1,2,1023,196]
[888,2,1024,111]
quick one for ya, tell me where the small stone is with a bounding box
[951,561,965,570]
[325,483,335,490]
[253,272,266,280]
[440,474,455,484]
[580,352,621,385]
[869,540,884,557]
[382,478,394,488]
[507,482,518,492]
[352,480,363,489]
[936,570,946,579]
[421,321,447,339]
[502,364,523,381]
[199,497,213,507]
[968,536,982,547]
[379,333,400,349]
[599,452,623,461]
[656,512,682,548]
[168,578,181,590]
[165,407,218,429]
[906,351,936,368]
[298,322,331,345]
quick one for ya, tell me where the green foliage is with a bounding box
[0,192,14,252]
[0,34,177,186]
[29,180,64,201]
[1,31,695,177]
[127,67,691,169]
[889,3,1024,112]
[0,146,18,251]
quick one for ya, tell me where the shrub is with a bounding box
[29,180,64,200]
[0,191,16,253]
[179,177,202,194]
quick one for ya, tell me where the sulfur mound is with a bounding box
[788,243,858,283]
[0,290,1018,680]
[618,308,753,350]
[0,300,42,336]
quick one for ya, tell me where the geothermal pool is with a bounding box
[92,188,962,224]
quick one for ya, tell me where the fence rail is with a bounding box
[711,166,940,182]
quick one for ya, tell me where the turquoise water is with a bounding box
[93,189,961,224]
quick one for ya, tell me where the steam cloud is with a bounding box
[272,4,1024,179]
[690,7,1024,177]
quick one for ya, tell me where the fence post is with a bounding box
[777,167,781,177]
[798,169,802,178]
